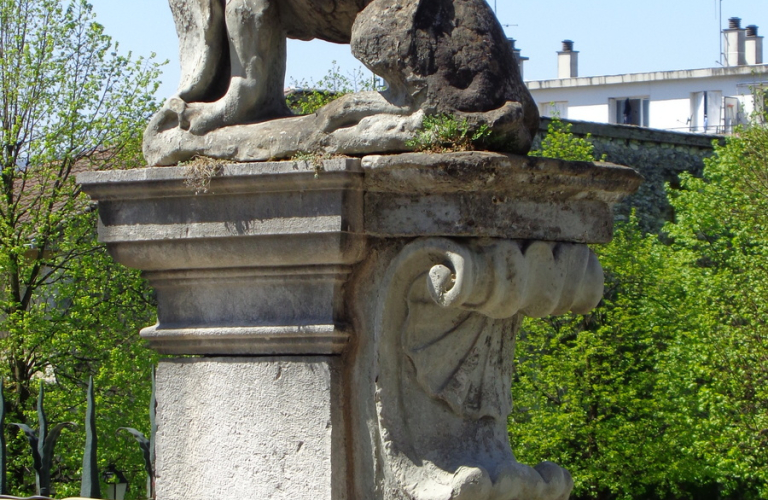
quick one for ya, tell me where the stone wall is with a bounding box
[535,117,725,232]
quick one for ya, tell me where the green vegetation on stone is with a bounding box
[406,114,492,152]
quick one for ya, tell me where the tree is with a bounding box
[286,61,377,115]
[513,120,768,499]
[659,124,768,498]
[510,216,699,500]
[515,117,681,500]
[0,0,160,495]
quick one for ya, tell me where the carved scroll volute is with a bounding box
[424,239,603,320]
[373,238,603,500]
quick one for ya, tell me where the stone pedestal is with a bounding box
[79,152,641,500]
[155,357,345,499]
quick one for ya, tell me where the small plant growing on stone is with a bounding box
[407,114,492,152]
[292,151,321,165]
[290,151,352,178]
[11,385,74,496]
[182,156,227,194]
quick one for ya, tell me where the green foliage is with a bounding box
[750,86,768,124]
[117,428,152,497]
[529,116,605,161]
[512,118,768,498]
[659,124,768,499]
[287,61,376,115]
[11,385,75,496]
[512,215,694,500]
[0,0,160,495]
[287,89,340,116]
[406,114,492,152]
[117,368,156,500]
[0,379,5,495]
[31,211,158,498]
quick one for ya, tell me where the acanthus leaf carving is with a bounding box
[401,239,603,422]
[372,237,603,500]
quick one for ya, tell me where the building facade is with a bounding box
[525,18,767,134]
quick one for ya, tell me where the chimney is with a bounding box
[557,40,578,79]
[508,38,529,79]
[724,17,746,66]
[746,25,764,65]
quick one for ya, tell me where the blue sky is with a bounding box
[89,0,766,102]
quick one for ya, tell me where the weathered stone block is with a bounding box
[156,357,345,500]
[79,152,641,500]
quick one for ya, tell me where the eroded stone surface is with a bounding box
[77,152,641,356]
[78,153,642,500]
[156,358,345,500]
[350,0,538,131]
[345,238,599,500]
[143,0,538,165]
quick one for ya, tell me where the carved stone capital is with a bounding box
[79,159,365,355]
[78,152,641,500]
[351,237,600,500]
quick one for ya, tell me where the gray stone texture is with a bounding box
[143,0,538,165]
[78,152,641,500]
[536,117,721,232]
[346,237,601,500]
[349,0,538,132]
[155,357,346,500]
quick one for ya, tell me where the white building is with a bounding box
[524,18,767,134]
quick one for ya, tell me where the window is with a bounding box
[610,97,649,127]
[538,101,568,118]
[691,91,722,133]
[723,96,748,133]
[753,86,768,125]
[736,83,768,125]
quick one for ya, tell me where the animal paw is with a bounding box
[450,466,493,499]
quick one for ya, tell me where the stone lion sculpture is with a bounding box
[143,0,540,165]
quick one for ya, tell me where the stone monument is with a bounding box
[79,1,642,499]
[142,0,538,165]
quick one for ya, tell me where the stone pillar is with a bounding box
[79,152,641,500]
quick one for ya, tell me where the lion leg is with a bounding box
[181,0,291,134]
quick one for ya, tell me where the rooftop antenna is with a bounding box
[492,2,518,31]
[718,0,723,66]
